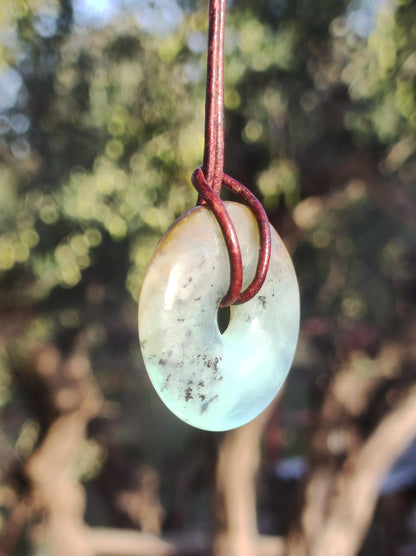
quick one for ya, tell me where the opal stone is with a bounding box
[138,201,299,431]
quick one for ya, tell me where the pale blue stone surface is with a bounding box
[138,202,300,431]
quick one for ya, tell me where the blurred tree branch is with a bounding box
[286,324,416,556]
[214,402,277,556]
[17,337,102,556]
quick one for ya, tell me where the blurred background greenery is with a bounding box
[0,0,416,554]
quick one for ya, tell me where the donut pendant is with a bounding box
[138,201,299,431]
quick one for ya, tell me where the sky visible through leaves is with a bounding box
[73,0,184,33]
[72,0,383,36]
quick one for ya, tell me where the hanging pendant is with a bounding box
[138,201,299,431]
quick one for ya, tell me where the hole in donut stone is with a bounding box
[217,306,231,334]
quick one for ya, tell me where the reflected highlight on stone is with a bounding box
[138,202,300,431]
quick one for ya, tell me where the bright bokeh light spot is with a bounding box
[257,159,299,209]
[243,120,263,143]
[106,214,127,239]
[186,31,206,54]
[73,0,119,27]
[0,68,23,110]
[0,239,15,271]
[34,12,58,38]
[11,138,30,159]
[239,19,264,55]
[59,264,82,287]
[10,113,30,134]
[136,0,183,35]
[224,89,240,110]
[293,197,324,230]
[85,228,102,247]
[74,0,183,33]
[346,0,384,38]
[312,230,331,249]
[21,229,39,248]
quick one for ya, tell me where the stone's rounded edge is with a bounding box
[138,201,300,432]
[137,204,229,432]
[138,205,204,298]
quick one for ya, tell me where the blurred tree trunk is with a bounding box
[214,403,276,556]
[23,337,103,556]
[286,337,416,556]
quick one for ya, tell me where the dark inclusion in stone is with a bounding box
[161,374,171,392]
[200,394,219,415]
[182,277,193,288]
[258,295,266,308]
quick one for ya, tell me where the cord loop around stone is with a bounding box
[191,168,271,307]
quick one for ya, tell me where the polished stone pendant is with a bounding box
[138,201,299,431]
